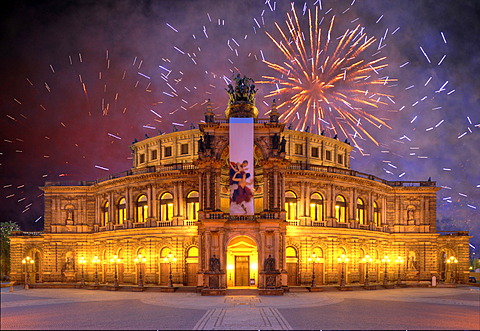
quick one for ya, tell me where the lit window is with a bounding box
[356,198,365,224]
[102,201,109,226]
[285,191,298,221]
[310,193,324,221]
[373,201,381,226]
[136,195,148,222]
[160,192,174,221]
[117,198,126,225]
[164,146,172,157]
[186,191,199,220]
[335,195,346,222]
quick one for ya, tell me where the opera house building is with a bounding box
[10,76,470,292]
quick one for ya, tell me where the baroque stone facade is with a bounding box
[10,94,470,289]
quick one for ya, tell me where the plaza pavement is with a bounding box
[1,285,479,330]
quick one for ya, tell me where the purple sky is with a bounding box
[0,0,478,255]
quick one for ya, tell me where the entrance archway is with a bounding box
[226,236,258,288]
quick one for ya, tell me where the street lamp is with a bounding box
[163,253,177,287]
[381,255,391,285]
[337,254,349,287]
[307,253,321,287]
[361,255,373,286]
[134,254,147,288]
[78,256,86,287]
[446,256,458,283]
[395,256,404,285]
[21,256,35,290]
[92,256,100,287]
[109,255,121,288]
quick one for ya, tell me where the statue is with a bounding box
[226,74,257,105]
[204,133,211,150]
[279,137,287,153]
[198,136,205,153]
[64,256,74,271]
[209,254,220,272]
[264,255,275,272]
[271,133,280,150]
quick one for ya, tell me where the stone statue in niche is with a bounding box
[407,251,417,270]
[407,208,415,221]
[279,137,287,154]
[264,255,275,272]
[209,254,220,272]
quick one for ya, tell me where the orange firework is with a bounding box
[258,4,396,146]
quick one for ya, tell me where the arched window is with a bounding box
[186,191,199,220]
[187,246,199,258]
[335,195,347,222]
[356,198,366,224]
[285,191,298,221]
[117,198,126,225]
[286,246,298,258]
[101,201,109,226]
[136,195,148,222]
[310,193,324,221]
[159,192,174,221]
[373,201,381,226]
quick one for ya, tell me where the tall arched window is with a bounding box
[117,198,126,224]
[136,195,148,222]
[373,201,381,226]
[285,191,298,221]
[335,195,347,222]
[310,192,324,221]
[186,191,199,220]
[101,201,109,226]
[356,198,366,224]
[159,192,174,221]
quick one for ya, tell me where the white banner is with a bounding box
[229,118,254,215]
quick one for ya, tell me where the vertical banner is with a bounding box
[229,118,254,215]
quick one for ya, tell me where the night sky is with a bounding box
[1,0,478,255]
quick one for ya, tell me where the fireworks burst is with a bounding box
[259,3,396,146]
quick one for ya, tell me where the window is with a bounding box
[373,201,381,226]
[164,146,172,157]
[181,143,189,155]
[335,195,347,222]
[294,143,303,155]
[356,198,366,224]
[101,201,109,226]
[338,154,343,164]
[136,195,148,222]
[311,147,319,158]
[310,193,324,221]
[117,198,126,224]
[139,153,145,164]
[186,191,199,220]
[151,149,158,160]
[326,150,332,161]
[159,192,174,221]
[285,191,298,221]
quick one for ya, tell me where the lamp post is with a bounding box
[78,256,86,287]
[163,253,177,287]
[134,254,147,288]
[381,255,390,285]
[109,255,121,288]
[446,256,458,283]
[361,255,373,286]
[21,256,35,290]
[92,256,100,287]
[395,256,404,285]
[337,254,349,287]
[307,253,321,287]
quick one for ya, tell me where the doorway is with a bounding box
[226,236,258,288]
[235,256,250,286]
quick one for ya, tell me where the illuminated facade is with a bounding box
[10,79,470,290]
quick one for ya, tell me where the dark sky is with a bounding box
[0,0,479,254]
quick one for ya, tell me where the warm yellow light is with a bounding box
[227,264,234,270]
[381,255,390,263]
[338,254,349,263]
[446,256,458,264]
[79,256,86,264]
[395,256,404,264]
[251,262,258,270]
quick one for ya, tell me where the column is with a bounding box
[206,172,211,210]
[300,181,305,217]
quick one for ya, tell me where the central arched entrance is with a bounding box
[226,236,258,288]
